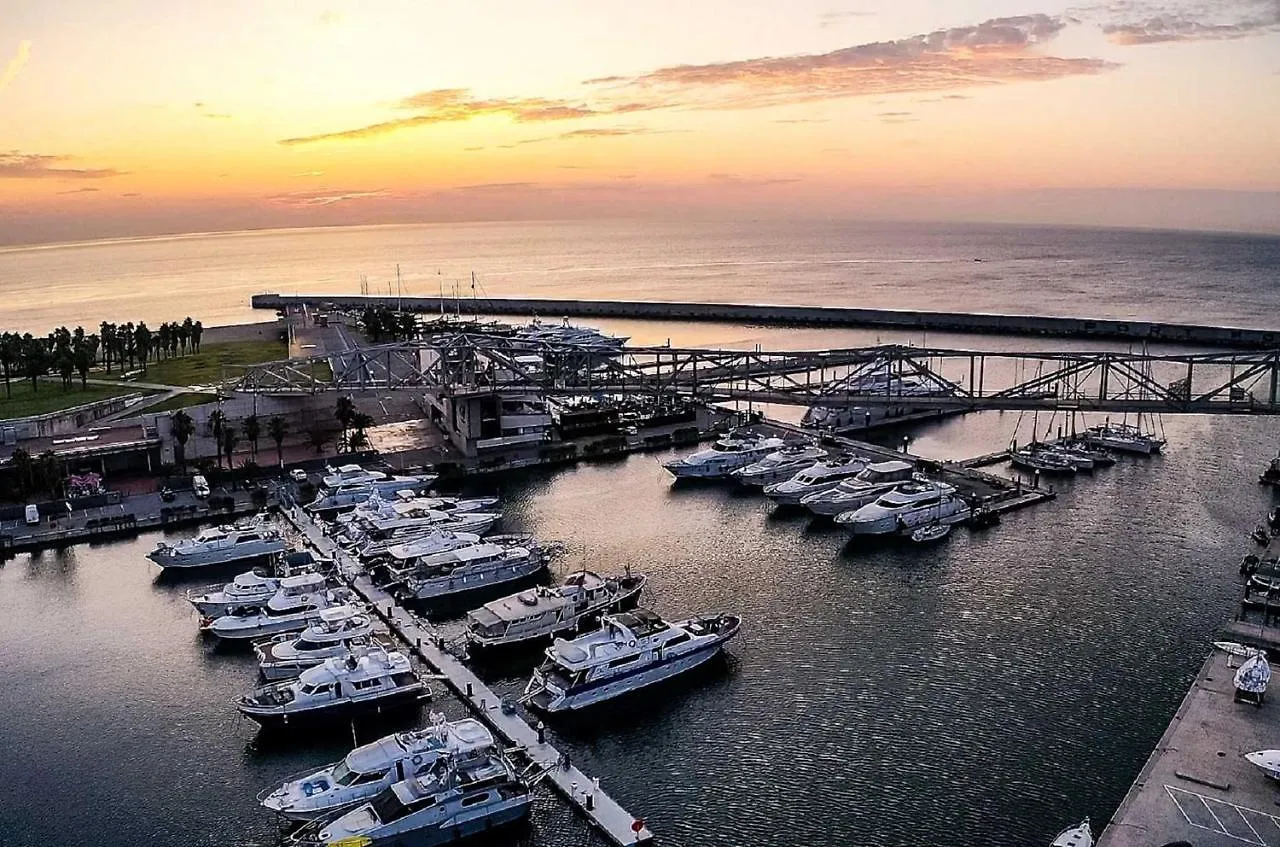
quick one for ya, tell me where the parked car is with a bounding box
[24,504,39,525]
[289,469,308,483]
[192,475,210,499]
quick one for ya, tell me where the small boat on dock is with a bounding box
[909,523,951,544]
[1245,749,1280,780]
[1050,818,1093,847]
[147,515,288,570]
[466,569,647,652]
[237,647,428,728]
[523,608,741,713]
[254,604,381,680]
[259,714,496,821]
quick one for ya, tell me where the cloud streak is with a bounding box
[0,40,31,91]
[266,189,389,207]
[1100,1,1280,44]
[0,151,126,179]
[590,15,1116,108]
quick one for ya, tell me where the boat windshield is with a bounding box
[332,760,358,786]
[370,789,435,824]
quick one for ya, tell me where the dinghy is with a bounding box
[910,523,951,544]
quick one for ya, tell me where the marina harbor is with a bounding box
[4,293,1280,847]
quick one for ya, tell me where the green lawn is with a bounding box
[106,340,288,387]
[0,380,147,421]
[143,392,221,413]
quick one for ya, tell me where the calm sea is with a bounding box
[1,220,1279,332]
[2,221,1280,847]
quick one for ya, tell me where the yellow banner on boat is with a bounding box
[329,838,372,847]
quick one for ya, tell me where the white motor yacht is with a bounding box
[662,432,787,480]
[189,570,327,619]
[1246,749,1280,780]
[365,531,486,582]
[467,570,648,651]
[835,480,970,535]
[1084,422,1165,455]
[731,443,829,487]
[306,474,439,516]
[339,510,499,553]
[259,714,496,822]
[764,454,869,504]
[398,542,550,602]
[339,492,499,525]
[523,608,741,713]
[147,516,288,570]
[237,647,428,728]
[800,460,916,516]
[321,463,389,489]
[255,604,381,680]
[203,589,351,640]
[290,750,531,846]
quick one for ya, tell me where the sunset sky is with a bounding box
[2,0,1279,244]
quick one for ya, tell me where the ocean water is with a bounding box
[3,220,1280,847]
[1,220,1279,333]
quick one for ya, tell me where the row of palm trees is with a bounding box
[0,317,205,399]
[5,448,65,499]
[167,398,373,471]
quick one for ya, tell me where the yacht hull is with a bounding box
[840,504,970,536]
[148,542,288,570]
[401,558,548,602]
[238,686,430,729]
[295,794,531,846]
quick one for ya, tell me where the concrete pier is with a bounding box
[1097,643,1280,847]
[278,506,654,846]
[252,293,1280,349]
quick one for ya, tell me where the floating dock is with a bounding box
[252,293,1280,349]
[278,506,654,847]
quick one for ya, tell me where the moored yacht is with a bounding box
[321,463,388,489]
[289,750,531,846]
[800,460,916,516]
[204,589,352,640]
[237,647,428,728]
[306,474,439,516]
[1009,446,1076,475]
[1083,421,1165,455]
[189,570,327,619]
[523,608,741,712]
[398,542,551,602]
[259,714,495,821]
[255,604,381,680]
[339,510,499,554]
[731,443,829,487]
[366,531,485,583]
[835,480,970,535]
[764,454,869,505]
[662,431,787,479]
[147,516,288,570]
[467,570,647,651]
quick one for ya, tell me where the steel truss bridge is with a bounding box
[230,333,1280,416]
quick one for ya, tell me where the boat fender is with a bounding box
[411,755,423,765]
[629,640,637,647]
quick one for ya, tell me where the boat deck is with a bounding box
[279,506,653,846]
[1098,640,1280,847]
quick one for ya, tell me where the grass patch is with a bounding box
[0,380,146,421]
[107,340,288,387]
[143,392,221,413]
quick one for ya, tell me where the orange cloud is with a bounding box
[589,15,1115,108]
[0,151,126,179]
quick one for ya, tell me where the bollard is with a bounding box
[466,682,473,698]
[537,721,545,744]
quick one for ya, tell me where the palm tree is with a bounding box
[99,321,113,373]
[0,332,19,398]
[36,450,61,498]
[135,323,152,373]
[10,448,33,495]
[348,411,374,451]
[306,424,328,455]
[221,424,239,469]
[191,320,204,353]
[334,396,356,451]
[171,409,195,470]
[267,415,288,467]
[181,317,193,355]
[22,334,47,391]
[244,414,261,458]
[208,409,226,467]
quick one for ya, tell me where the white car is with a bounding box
[290,469,308,483]
[192,474,210,499]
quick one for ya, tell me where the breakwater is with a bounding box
[252,293,1280,349]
